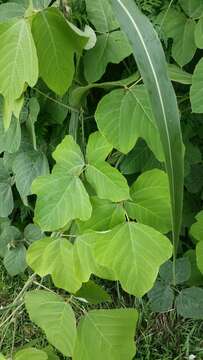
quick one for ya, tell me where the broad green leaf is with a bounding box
[0,225,21,258]
[3,245,27,276]
[0,18,38,128]
[94,222,172,297]
[24,223,44,243]
[119,140,155,175]
[190,58,203,113]
[75,280,111,304]
[167,64,192,85]
[125,169,171,233]
[26,97,40,150]
[159,258,191,285]
[0,354,5,360]
[84,31,132,83]
[77,196,126,233]
[86,131,113,164]
[43,348,59,360]
[0,110,21,154]
[184,250,203,286]
[111,0,184,253]
[171,19,196,67]
[32,173,92,231]
[0,183,13,217]
[32,8,87,95]
[179,0,203,18]
[13,150,49,200]
[185,163,203,194]
[52,135,84,175]
[157,9,197,66]
[157,8,186,39]
[0,3,24,23]
[27,237,82,293]
[196,241,203,274]
[86,162,130,202]
[176,287,203,319]
[190,210,203,241]
[96,86,163,158]
[148,281,174,313]
[14,348,47,360]
[74,232,116,282]
[9,0,52,9]
[85,0,119,32]
[25,290,76,356]
[0,159,10,182]
[73,309,137,360]
[195,18,203,49]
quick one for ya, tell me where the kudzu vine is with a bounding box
[0,0,203,359]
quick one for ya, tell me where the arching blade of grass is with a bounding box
[111,0,184,260]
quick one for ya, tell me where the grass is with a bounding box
[0,260,203,359]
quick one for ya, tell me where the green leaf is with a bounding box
[84,31,132,83]
[0,225,21,258]
[52,135,84,176]
[32,8,87,95]
[85,0,119,32]
[0,354,6,360]
[96,86,163,158]
[14,348,48,360]
[0,114,21,154]
[185,164,203,194]
[110,0,184,253]
[13,150,49,200]
[190,210,203,241]
[167,64,192,85]
[94,222,172,297]
[171,19,196,67]
[74,232,116,282]
[0,183,13,218]
[125,169,171,234]
[77,196,126,233]
[176,287,203,320]
[27,237,82,293]
[158,8,186,39]
[73,309,138,360]
[86,131,113,164]
[179,0,203,18]
[184,249,203,286]
[0,3,24,23]
[26,97,40,150]
[24,223,44,243]
[0,18,38,128]
[3,245,27,276]
[25,290,76,356]
[148,281,174,313]
[75,280,111,304]
[159,257,191,285]
[121,141,163,174]
[190,58,203,113]
[196,241,203,274]
[157,9,197,66]
[86,162,130,202]
[43,348,59,360]
[10,0,52,10]
[32,173,92,231]
[195,17,203,49]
